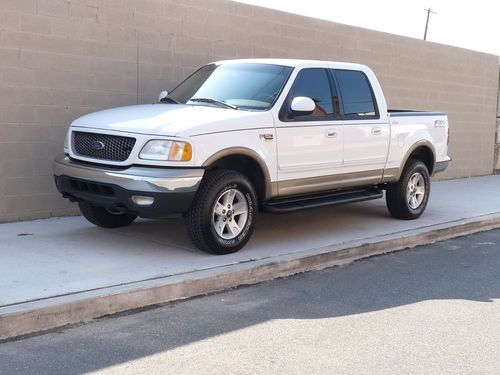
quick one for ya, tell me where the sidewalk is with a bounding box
[1,175,500,339]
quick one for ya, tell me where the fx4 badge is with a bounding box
[434,120,446,128]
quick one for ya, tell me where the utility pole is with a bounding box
[423,8,436,41]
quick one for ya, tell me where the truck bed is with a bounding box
[388,109,446,116]
[385,109,449,174]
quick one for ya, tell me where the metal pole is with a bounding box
[423,8,436,41]
[136,29,139,105]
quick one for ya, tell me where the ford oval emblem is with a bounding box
[92,140,105,150]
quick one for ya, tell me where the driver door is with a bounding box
[275,68,343,196]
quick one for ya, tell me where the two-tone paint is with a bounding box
[61,58,450,202]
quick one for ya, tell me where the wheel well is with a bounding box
[205,154,267,202]
[407,146,435,174]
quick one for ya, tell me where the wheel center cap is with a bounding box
[226,210,233,218]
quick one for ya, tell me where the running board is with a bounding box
[262,188,383,213]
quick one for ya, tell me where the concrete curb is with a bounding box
[2,213,500,340]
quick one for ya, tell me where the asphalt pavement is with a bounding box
[1,229,499,375]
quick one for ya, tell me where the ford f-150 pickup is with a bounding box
[53,59,451,254]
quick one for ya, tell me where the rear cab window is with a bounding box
[332,69,379,120]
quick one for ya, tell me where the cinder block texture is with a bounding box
[0,0,499,222]
[495,68,500,172]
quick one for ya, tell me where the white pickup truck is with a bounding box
[54,59,450,254]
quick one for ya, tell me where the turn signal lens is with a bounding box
[169,141,192,161]
[63,128,70,153]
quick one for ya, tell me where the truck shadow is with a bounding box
[114,199,397,253]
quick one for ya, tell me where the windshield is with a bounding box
[167,63,293,111]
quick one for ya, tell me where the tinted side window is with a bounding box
[287,68,333,119]
[334,70,378,119]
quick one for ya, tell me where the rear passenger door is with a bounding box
[332,69,389,173]
[275,68,343,196]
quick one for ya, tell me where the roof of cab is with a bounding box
[211,58,369,70]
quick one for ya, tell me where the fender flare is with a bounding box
[202,147,276,200]
[396,140,436,180]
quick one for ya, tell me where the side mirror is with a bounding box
[158,90,169,102]
[290,96,315,115]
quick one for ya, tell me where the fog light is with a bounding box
[131,195,155,206]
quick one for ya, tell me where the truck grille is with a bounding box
[73,132,136,162]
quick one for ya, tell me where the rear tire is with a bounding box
[186,170,257,255]
[386,159,430,220]
[79,201,137,228]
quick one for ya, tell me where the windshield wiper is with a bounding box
[189,97,238,110]
[159,97,180,104]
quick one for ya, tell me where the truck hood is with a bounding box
[71,104,273,137]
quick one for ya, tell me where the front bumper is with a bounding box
[53,154,204,218]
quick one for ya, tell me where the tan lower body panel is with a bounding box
[277,169,385,197]
[380,167,399,183]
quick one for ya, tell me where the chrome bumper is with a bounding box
[53,154,204,193]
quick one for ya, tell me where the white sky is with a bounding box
[235,0,500,57]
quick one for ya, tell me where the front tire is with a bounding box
[79,202,137,228]
[386,159,430,220]
[186,170,257,255]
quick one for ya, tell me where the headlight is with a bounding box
[139,140,192,161]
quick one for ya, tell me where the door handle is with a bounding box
[326,130,338,138]
[372,127,382,135]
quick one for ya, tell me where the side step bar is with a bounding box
[262,188,383,213]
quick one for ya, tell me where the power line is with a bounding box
[423,8,436,41]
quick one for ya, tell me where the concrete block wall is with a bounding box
[0,0,499,222]
[495,68,500,171]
